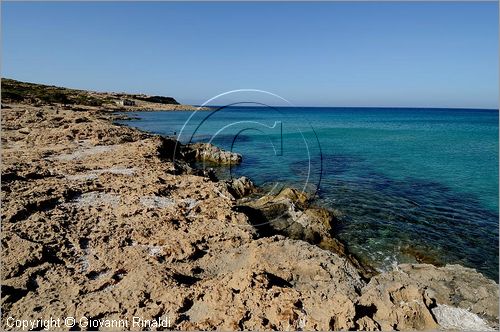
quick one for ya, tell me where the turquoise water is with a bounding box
[119,107,499,280]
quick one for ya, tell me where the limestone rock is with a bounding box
[185,142,242,165]
[356,263,499,330]
[225,176,255,199]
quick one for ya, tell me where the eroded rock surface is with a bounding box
[237,187,374,279]
[1,102,498,331]
[185,142,242,165]
[357,263,499,330]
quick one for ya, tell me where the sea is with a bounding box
[118,106,499,281]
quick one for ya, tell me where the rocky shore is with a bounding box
[1,93,499,330]
[2,78,211,112]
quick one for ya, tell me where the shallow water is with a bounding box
[119,106,499,280]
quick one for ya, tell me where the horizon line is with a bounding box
[3,77,497,111]
[199,104,499,111]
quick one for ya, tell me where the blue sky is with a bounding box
[2,2,498,108]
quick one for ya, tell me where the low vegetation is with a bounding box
[1,78,179,107]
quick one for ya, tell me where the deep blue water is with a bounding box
[119,107,499,280]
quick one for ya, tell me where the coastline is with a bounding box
[1,98,498,330]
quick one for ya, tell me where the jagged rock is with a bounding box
[356,263,499,330]
[237,187,375,278]
[357,276,439,330]
[225,176,255,199]
[252,187,310,208]
[185,142,242,165]
[181,236,366,331]
[1,234,44,279]
[400,264,498,326]
[243,188,321,236]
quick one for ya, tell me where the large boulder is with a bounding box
[356,263,499,330]
[236,187,375,278]
[184,143,242,165]
[225,176,255,199]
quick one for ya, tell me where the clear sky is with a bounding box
[2,2,498,108]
